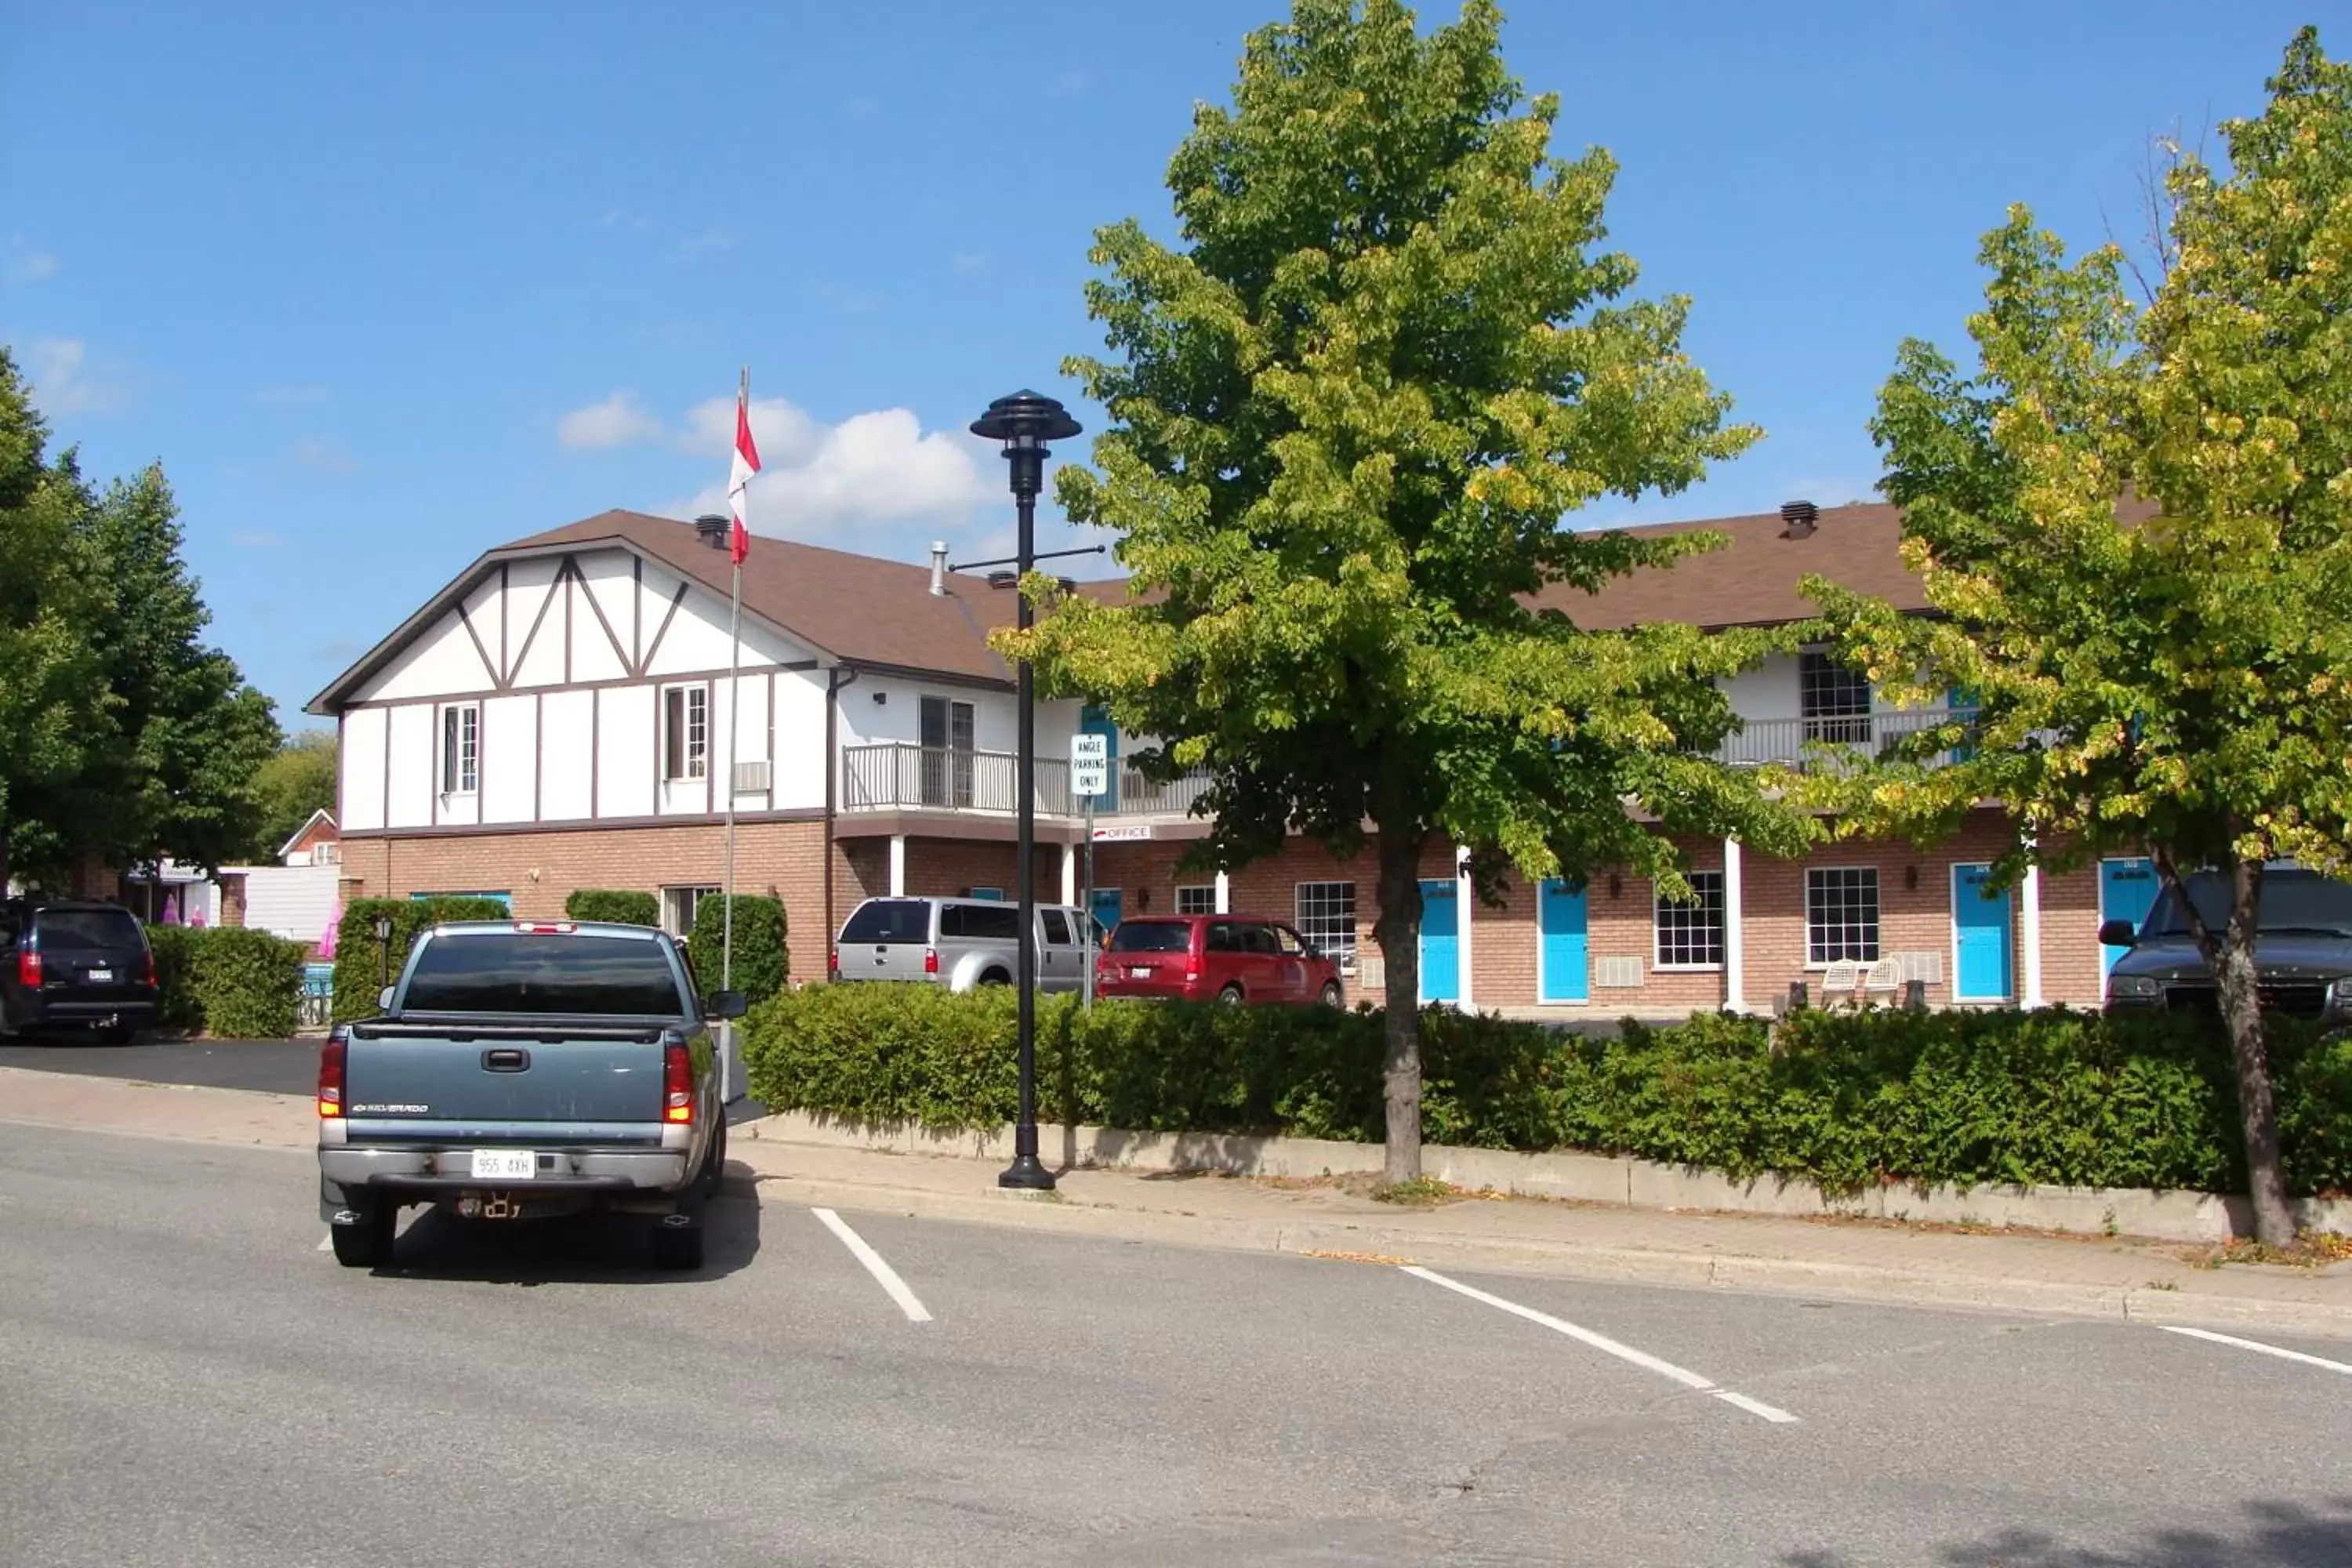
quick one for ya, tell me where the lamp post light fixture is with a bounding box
[970,388,1083,1192]
[372,913,396,993]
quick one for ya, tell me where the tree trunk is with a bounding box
[2212,858,2296,1246]
[1372,827,1428,1185]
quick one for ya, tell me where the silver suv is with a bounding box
[830,896,1104,993]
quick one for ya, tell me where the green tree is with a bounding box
[0,349,106,892]
[249,731,339,861]
[1803,29,2352,1244]
[1002,0,1813,1181]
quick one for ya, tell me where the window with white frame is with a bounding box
[662,884,720,937]
[1294,881,1356,964]
[439,703,478,795]
[1806,867,1881,964]
[1799,650,1873,745]
[662,685,709,781]
[1174,884,1217,916]
[1653,870,1726,969]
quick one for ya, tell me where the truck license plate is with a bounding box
[87,967,113,983]
[470,1149,535,1181]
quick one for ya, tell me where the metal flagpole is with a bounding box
[721,367,744,1098]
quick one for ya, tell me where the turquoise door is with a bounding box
[1418,879,1460,1004]
[1090,888,1123,938]
[2100,858,2158,979]
[1952,864,2013,1001]
[1538,879,1588,1002]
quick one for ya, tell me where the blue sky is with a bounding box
[0,1,2321,727]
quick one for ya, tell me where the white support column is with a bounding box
[1061,844,1078,908]
[1214,870,1231,914]
[1455,846,1475,1012]
[1722,837,1747,1013]
[887,834,906,897]
[2021,862,2045,1008]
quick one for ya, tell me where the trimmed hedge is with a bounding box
[329,897,514,1022]
[564,888,659,926]
[145,926,306,1039]
[742,988,2352,1198]
[687,894,787,1005]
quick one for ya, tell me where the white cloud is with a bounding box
[557,390,667,450]
[24,338,129,415]
[287,438,359,475]
[677,394,822,466]
[11,252,57,282]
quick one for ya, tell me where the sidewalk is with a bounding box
[4,1065,2345,1340]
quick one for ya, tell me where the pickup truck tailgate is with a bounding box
[345,1025,667,1142]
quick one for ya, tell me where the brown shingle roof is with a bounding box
[1544,503,1926,630]
[310,502,1941,713]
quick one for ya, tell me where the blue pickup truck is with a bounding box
[317,920,743,1271]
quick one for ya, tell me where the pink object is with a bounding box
[318,903,343,959]
[161,893,181,926]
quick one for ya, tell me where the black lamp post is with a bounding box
[372,913,396,993]
[971,388,1083,1192]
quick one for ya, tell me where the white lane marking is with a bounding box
[316,1233,333,1252]
[812,1207,933,1323]
[2163,1325,2352,1376]
[1400,1265,1800,1424]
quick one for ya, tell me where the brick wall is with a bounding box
[337,820,830,982]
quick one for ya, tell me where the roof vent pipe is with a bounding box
[1780,499,1819,538]
[929,541,949,597]
[694,513,730,550]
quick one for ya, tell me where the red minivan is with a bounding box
[1096,915,1345,1007]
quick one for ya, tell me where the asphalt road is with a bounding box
[0,1035,321,1094]
[2,1123,2347,1566]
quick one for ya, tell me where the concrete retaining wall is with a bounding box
[747,1110,2351,1244]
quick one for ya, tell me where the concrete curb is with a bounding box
[748,1109,2352,1244]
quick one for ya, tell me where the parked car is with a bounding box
[1095,914,1345,1007]
[0,899,160,1044]
[317,919,742,1271]
[2102,866,2352,1029]
[829,895,1102,993]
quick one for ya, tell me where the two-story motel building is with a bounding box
[308,503,2160,1014]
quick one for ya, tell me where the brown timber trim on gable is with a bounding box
[562,559,574,685]
[332,660,819,711]
[844,659,1016,694]
[533,691,543,821]
[381,707,393,831]
[339,805,829,841]
[574,559,631,677]
[631,556,643,670]
[499,563,510,681]
[454,600,502,692]
[640,582,689,677]
[508,562,564,684]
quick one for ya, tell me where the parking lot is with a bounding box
[2,1119,2347,1567]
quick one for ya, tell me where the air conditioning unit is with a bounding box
[733,759,772,793]
[1595,956,1644,989]
[1895,950,1944,985]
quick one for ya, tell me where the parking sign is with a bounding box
[1071,733,1109,798]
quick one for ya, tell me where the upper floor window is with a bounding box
[663,685,708,781]
[1800,651,1872,744]
[439,703,479,796]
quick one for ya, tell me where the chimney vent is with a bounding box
[1780,499,1819,538]
[987,570,1018,590]
[694,513,730,550]
[928,541,949,597]
[1057,577,1079,596]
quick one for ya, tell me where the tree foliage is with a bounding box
[1000,0,1813,1179]
[1802,28,2352,1243]
[249,731,338,862]
[0,346,281,889]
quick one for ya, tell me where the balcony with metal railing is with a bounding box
[839,744,1221,822]
[1712,707,1969,771]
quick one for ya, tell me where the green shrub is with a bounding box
[329,897,512,1022]
[687,895,787,1005]
[144,925,306,1038]
[739,985,2352,1198]
[564,888,659,926]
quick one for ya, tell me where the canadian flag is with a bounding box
[728,385,760,565]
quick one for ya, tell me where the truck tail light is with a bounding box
[664,1042,694,1124]
[16,949,39,988]
[924,946,939,975]
[141,948,157,987]
[514,921,577,935]
[318,1029,347,1118]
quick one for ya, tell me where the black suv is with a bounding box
[2102,867,2352,1030]
[0,900,160,1043]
